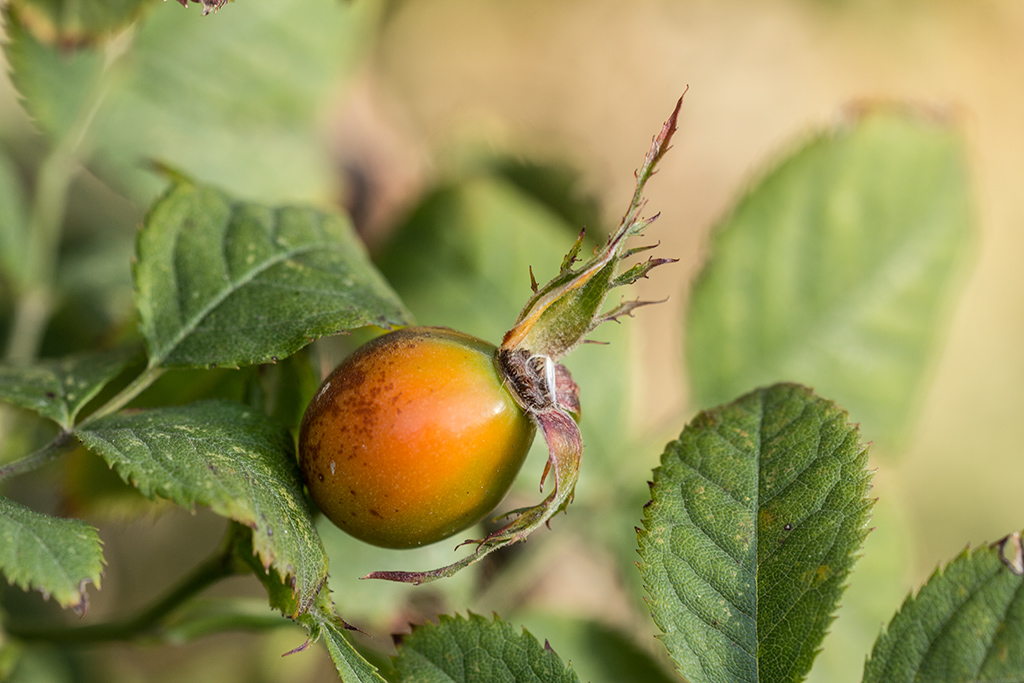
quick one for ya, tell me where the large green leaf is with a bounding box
[686,109,974,444]
[863,532,1024,682]
[804,494,916,683]
[134,181,410,369]
[393,613,580,683]
[0,496,103,614]
[75,399,327,612]
[637,383,873,683]
[0,346,137,428]
[6,0,373,204]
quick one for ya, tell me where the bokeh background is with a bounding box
[2,0,1024,681]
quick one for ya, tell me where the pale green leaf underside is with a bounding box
[135,182,410,369]
[0,346,135,428]
[0,496,104,613]
[686,110,973,444]
[637,383,873,683]
[313,612,388,683]
[75,399,327,612]
[863,536,1024,682]
[394,613,580,683]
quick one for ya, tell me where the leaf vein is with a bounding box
[154,242,345,365]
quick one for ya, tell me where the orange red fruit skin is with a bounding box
[299,326,536,549]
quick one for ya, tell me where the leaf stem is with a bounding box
[4,532,250,645]
[0,363,164,482]
[2,35,118,365]
[80,366,166,425]
[0,432,75,483]
[4,153,76,365]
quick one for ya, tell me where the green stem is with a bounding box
[5,537,249,645]
[0,432,75,483]
[4,154,75,364]
[80,366,166,425]
[3,33,122,364]
[0,364,163,482]
[156,598,296,644]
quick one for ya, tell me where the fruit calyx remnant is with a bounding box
[497,348,580,419]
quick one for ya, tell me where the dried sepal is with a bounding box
[590,297,667,331]
[611,256,678,289]
[171,0,230,15]
[501,92,684,360]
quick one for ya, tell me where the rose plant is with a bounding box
[1,3,1021,683]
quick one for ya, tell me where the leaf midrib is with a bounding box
[152,240,342,366]
[749,191,960,388]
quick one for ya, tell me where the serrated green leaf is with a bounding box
[0,496,104,614]
[516,615,676,683]
[637,383,873,683]
[9,0,153,45]
[393,613,580,683]
[804,494,916,683]
[3,6,103,143]
[686,109,974,444]
[5,0,374,204]
[314,612,388,683]
[134,181,409,369]
[863,533,1024,683]
[75,399,327,612]
[0,346,136,428]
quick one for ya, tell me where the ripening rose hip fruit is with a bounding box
[299,326,536,549]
